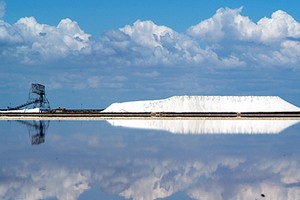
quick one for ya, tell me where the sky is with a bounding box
[1,0,300,109]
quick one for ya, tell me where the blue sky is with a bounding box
[1,0,300,109]
[3,0,300,36]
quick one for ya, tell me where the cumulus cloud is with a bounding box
[187,7,252,42]
[98,20,217,67]
[187,7,300,44]
[258,10,300,42]
[0,7,300,68]
[187,7,300,67]
[107,8,300,68]
[0,16,91,64]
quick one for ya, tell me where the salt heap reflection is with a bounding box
[107,120,300,134]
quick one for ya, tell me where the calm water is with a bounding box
[1,120,300,200]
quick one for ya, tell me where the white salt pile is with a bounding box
[107,120,299,134]
[103,96,300,112]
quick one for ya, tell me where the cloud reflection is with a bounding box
[2,155,300,200]
[0,121,300,200]
[0,165,90,200]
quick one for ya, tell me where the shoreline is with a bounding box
[1,111,300,120]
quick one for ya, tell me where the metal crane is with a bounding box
[8,83,51,111]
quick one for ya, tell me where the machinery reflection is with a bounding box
[16,120,50,145]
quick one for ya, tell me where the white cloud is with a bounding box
[276,40,300,65]
[187,7,258,42]
[0,16,91,64]
[258,10,300,42]
[187,7,300,44]
[120,20,175,48]
[100,20,220,67]
[0,20,23,44]
[187,7,300,67]
[57,18,91,52]
[0,7,300,68]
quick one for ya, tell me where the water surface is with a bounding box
[1,120,300,200]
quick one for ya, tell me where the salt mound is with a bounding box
[103,96,300,112]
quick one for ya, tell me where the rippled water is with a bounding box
[1,120,300,200]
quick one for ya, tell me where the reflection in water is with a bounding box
[0,120,300,200]
[16,120,50,145]
[107,119,300,134]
